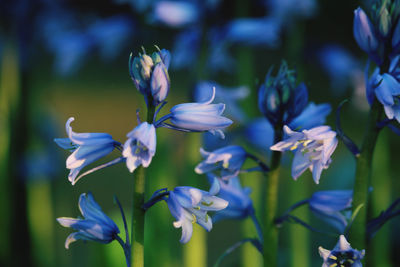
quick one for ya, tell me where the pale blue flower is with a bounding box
[309,190,352,233]
[122,122,156,173]
[194,81,249,122]
[54,117,118,185]
[270,125,338,184]
[57,192,120,249]
[195,145,247,180]
[171,28,201,69]
[166,179,228,243]
[211,176,254,222]
[246,103,331,150]
[150,1,199,28]
[319,235,365,267]
[165,87,233,138]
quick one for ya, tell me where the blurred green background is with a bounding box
[1,0,400,266]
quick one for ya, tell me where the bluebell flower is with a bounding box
[195,145,247,180]
[207,28,236,73]
[309,190,352,233]
[246,102,331,151]
[122,122,156,173]
[166,179,228,243]
[150,1,200,28]
[211,176,254,222]
[129,47,170,105]
[225,18,280,47]
[319,235,365,267]
[165,87,233,138]
[266,0,317,23]
[369,73,400,122]
[258,62,309,126]
[270,125,338,184]
[57,192,120,249]
[54,117,118,185]
[171,28,201,69]
[194,81,249,122]
[353,7,379,60]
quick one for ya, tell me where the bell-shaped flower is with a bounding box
[166,87,233,138]
[150,1,200,28]
[270,125,338,184]
[211,176,254,222]
[194,81,249,123]
[129,47,170,105]
[309,190,352,233]
[371,73,400,122]
[54,117,118,185]
[166,180,228,243]
[353,7,379,56]
[57,192,120,249]
[195,145,247,180]
[122,122,156,173]
[319,235,365,267]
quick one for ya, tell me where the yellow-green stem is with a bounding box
[263,127,283,267]
[129,103,155,267]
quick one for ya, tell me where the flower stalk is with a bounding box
[262,126,283,267]
[130,103,156,267]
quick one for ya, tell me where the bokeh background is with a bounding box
[1,0,399,266]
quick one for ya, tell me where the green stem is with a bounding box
[129,103,155,267]
[350,99,382,250]
[262,127,283,267]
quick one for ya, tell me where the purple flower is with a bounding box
[319,235,365,267]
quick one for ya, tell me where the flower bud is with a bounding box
[377,6,391,37]
[258,62,308,126]
[129,47,171,105]
[353,7,379,54]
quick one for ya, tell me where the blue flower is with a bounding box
[122,122,156,173]
[150,1,200,28]
[195,145,247,180]
[57,192,120,249]
[171,28,201,69]
[309,190,352,233]
[129,47,170,105]
[211,176,254,222]
[54,117,118,185]
[319,235,365,267]
[194,81,249,122]
[353,7,379,60]
[270,125,338,184]
[393,19,400,52]
[165,87,233,138]
[369,72,400,122]
[166,180,228,243]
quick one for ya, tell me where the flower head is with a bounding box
[123,122,156,173]
[270,125,338,184]
[309,190,352,233]
[54,117,118,185]
[319,235,365,267]
[166,179,228,243]
[195,145,247,180]
[129,47,170,105]
[167,87,233,138]
[211,176,254,222]
[57,192,120,249]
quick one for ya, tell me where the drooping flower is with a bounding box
[122,122,156,173]
[57,192,120,249]
[166,179,228,243]
[211,175,254,222]
[319,235,365,267]
[164,87,233,138]
[195,145,247,180]
[54,117,118,185]
[270,125,338,184]
[129,47,170,105]
[370,73,400,122]
[309,190,353,233]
